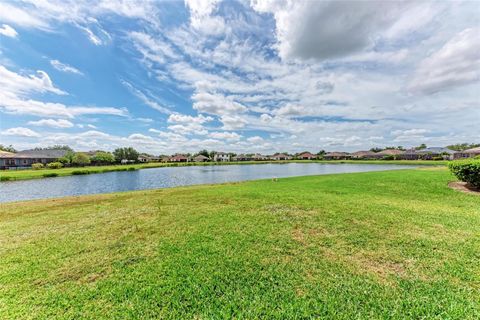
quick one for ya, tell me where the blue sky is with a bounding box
[0,0,479,154]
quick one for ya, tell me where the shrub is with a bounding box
[72,153,91,166]
[31,163,44,170]
[43,173,59,178]
[448,160,480,188]
[0,176,12,181]
[432,156,444,161]
[127,167,137,171]
[47,162,63,169]
[71,170,90,175]
[382,155,394,160]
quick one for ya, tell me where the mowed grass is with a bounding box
[0,159,448,181]
[0,168,479,319]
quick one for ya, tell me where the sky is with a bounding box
[0,0,479,154]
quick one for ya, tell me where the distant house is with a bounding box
[138,154,151,163]
[193,155,209,162]
[351,151,376,159]
[252,153,269,161]
[169,154,188,162]
[297,152,317,160]
[232,154,252,161]
[214,152,230,162]
[324,152,351,160]
[270,153,292,161]
[0,149,68,169]
[371,149,405,159]
[404,147,455,160]
[454,147,480,159]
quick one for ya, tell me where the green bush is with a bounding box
[432,156,444,161]
[0,176,12,181]
[47,162,63,169]
[71,170,90,175]
[31,163,44,170]
[127,167,137,171]
[43,173,58,178]
[448,160,480,188]
[382,155,394,160]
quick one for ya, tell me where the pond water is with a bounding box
[0,163,414,203]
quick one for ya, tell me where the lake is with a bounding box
[0,163,414,203]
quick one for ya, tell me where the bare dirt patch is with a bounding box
[448,181,480,195]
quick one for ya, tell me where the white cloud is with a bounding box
[2,127,40,137]
[192,91,247,116]
[0,24,18,38]
[208,131,241,141]
[50,60,83,75]
[251,0,404,61]
[247,136,263,143]
[27,118,74,128]
[185,0,225,35]
[121,80,172,114]
[0,65,66,96]
[168,113,213,124]
[409,28,480,94]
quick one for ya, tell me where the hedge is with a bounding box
[448,160,480,188]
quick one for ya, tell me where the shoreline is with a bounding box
[0,159,447,182]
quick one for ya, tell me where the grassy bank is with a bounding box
[0,159,448,181]
[1,168,479,318]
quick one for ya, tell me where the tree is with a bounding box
[34,145,73,151]
[415,143,427,150]
[113,147,139,162]
[91,151,115,165]
[197,149,209,157]
[72,152,91,166]
[317,150,326,156]
[0,144,16,153]
[446,143,480,151]
[370,147,383,153]
[58,151,75,164]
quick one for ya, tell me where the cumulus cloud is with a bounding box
[27,118,74,128]
[192,91,247,116]
[251,0,404,61]
[168,113,213,124]
[409,28,480,94]
[50,60,83,75]
[2,127,40,137]
[208,131,242,141]
[0,24,17,38]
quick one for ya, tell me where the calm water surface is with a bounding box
[0,163,414,203]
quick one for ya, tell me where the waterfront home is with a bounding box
[0,149,68,169]
[324,152,351,160]
[454,147,480,159]
[297,152,317,160]
[214,152,230,162]
[193,155,209,162]
[232,154,252,161]
[169,154,189,162]
[403,147,455,160]
[371,149,405,160]
[0,151,16,170]
[252,153,269,161]
[351,151,376,159]
[270,153,292,161]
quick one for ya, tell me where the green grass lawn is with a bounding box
[1,168,478,319]
[0,159,448,181]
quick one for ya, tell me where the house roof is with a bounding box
[298,152,316,157]
[0,150,16,158]
[418,147,455,154]
[462,147,480,154]
[377,149,405,155]
[272,153,290,157]
[325,152,350,156]
[194,155,208,160]
[14,149,69,159]
[351,150,376,156]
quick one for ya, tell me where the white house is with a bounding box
[214,152,230,162]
